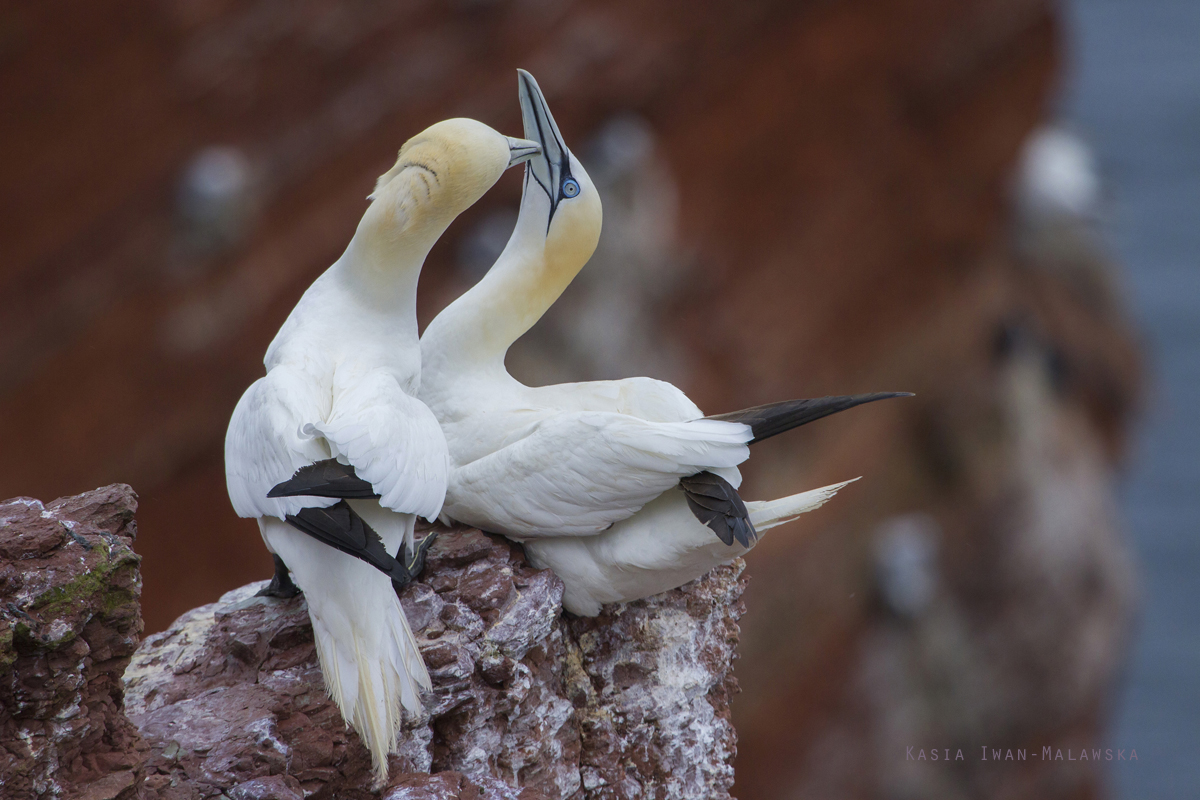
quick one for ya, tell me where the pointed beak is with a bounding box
[506,136,542,168]
[517,68,573,216]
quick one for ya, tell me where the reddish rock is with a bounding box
[123,525,745,799]
[0,485,147,800]
[566,567,744,800]
[3,487,747,798]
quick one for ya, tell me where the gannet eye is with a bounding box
[561,178,580,198]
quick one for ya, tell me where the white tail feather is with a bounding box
[260,515,430,784]
[746,478,860,532]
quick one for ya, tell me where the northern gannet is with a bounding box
[223,119,540,781]
[417,72,909,615]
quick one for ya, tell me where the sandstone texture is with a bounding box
[0,484,146,800]
[3,486,746,799]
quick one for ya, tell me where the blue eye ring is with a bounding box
[561,178,580,198]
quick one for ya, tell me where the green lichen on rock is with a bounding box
[0,619,14,671]
[0,484,147,800]
[30,539,141,625]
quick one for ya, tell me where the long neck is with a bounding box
[334,197,447,316]
[268,194,448,374]
[424,201,578,371]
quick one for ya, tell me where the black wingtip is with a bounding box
[680,471,757,548]
[284,500,405,580]
[707,391,914,445]
[268,458,380,500]
[729,516,757,548]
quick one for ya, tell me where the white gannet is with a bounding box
[223,119,540,781]
[417,71,910,615]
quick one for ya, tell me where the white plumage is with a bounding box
[304,368,447,522]
[436,389,751,537]
[226,266,442,786]
[224,118,541,782]
[226,364,338,521]
[420,71,867,615]
[525,479,857,616]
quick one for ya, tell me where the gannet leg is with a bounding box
[391,530,438,595]
[256,553,302,599]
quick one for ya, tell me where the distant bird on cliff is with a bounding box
[418,71,909,615]
[224,119,540,781]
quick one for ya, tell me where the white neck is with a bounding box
[267,195,449,372]
[331,213,431,316]
[422,188,577,373]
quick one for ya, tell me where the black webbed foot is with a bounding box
[392,530,437,594]
[256,553,302,598]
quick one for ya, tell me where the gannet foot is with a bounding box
[680,471,757,548]
[392,531,437,593]
[256,553,302,598]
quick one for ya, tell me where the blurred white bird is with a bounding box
[224,119,540,781]
[1015,127,1100,223]
[419,71,908,615]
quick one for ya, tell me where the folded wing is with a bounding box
[307,369,449,522]
[445,411,752,538]
[225,366,338,520]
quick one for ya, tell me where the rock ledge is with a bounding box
[2,486,746,800]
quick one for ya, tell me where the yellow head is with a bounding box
[366,118,540,245]
[543,157,603,282]
[419,74,602,361]
[513,70,603,283]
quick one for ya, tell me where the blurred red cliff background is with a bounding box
[0,1,1141,798]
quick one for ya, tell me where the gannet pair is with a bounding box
[419,71,907,614]
[226,70,906,781]
[224,120,541,781]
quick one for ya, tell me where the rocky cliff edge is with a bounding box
[0,485,745,800]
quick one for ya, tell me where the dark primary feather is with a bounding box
[680,471,756,548]
[285,502,398,575]
[706,392,912,445]
[283,501,433,591]
[268,458,380,499]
